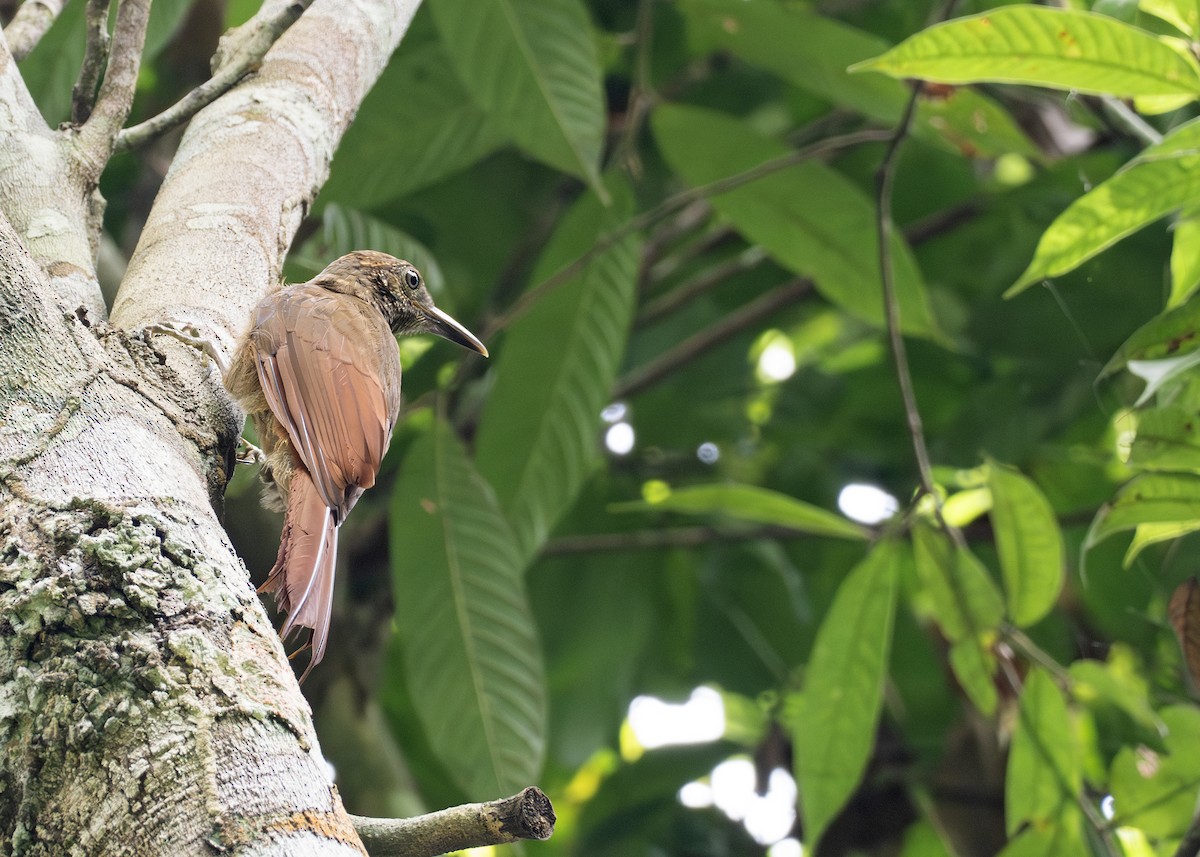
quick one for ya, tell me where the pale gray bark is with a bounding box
[0,0,420,853]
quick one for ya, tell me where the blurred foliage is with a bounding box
[69,0,1200,852]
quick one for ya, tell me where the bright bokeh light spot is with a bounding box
[837,483,899,525]
[758,341,797,382]
[627,686,725,749]
[769,838,803,857]
[679,781,714,808]
[697,442,720,464]
[605,422,635,455]
[461,848,496,857]
[601,402,627,423]
[707,760,797,846]
[1101,794,1115,820]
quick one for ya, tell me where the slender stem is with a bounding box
[637,246,766,327]
[350,787,555,857]
[70,0,112,125]
[115,0,314,154]
[5,0,67,61]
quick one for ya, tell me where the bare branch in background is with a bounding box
[115,0,315,154]
[351,788,555,857]
[4,0,67,61]
[76,0,151,161]
[70,0,111,124]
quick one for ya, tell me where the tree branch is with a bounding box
[543,525,832,555]
[70,0,111,125]
[613,277,812,399]
[115,0,315,154]
[4,0,67,61]
[637,245,766,328]
[76,0,150,163]
[351,788,555,857]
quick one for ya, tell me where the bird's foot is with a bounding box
[146,322,231,377]
[236,437,264,465]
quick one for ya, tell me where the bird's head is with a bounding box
[316,250,488,356]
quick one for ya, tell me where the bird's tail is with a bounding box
[261,468,337,681]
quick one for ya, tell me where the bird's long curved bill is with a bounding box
[425,305,489,357]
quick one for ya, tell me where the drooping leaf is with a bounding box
[1006,669,1079,834]
[986,459,1065,627]
[429,0,606,195]
[1110,706,1200,837]
[652,104,942,340]
[911,522,1005,642]
[1169,578,1200,689]
[1169,205,1200,307]
[1129,405,1200,471]
[1103,292,1200,377]
[852,7,1200,98]
[793,542,899,853]
[1084,473,1200,561]
[475,179,640,562]
[949,637,999,715]
[288,205,446,296]
[390,417,546,799]
[610,483,868,541]
[320,35,507,209]
[681,0,1037,159]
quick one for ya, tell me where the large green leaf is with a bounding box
[610,483,868,541]
[320,38,507,209]
[390,417,546,799]
[652,104,941,340]
[1103,287,1200,378]
[1009,118,1200,295]
[475,180,640,562]
[1006,669,1080,834]
[987,459,1065,627]
[911,522,1005,642]
[1142,0,1200,35]
[852,7,1200,98]
[1130,405,1200,472]
[429,0,605,194]
[793,542,899,853]
[1169,205,1200,307]
[1110,706,1200,836]
[1084,472,1200,559]
[681,0,1037,159]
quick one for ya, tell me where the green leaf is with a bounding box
[681,0,1037,159]
[1006,669,1080,834]
[997,814,1088,857]
[1130,405,1200,471]
[288,205,446,297]
[1085,473,1200,558]
[852,7,1200,98]
[429,0,606,195]
[474,179,640,562]
[320,37,507,209]
[911,522,1005,642]
[986,459,1065,627]
[794,542,900,853]
[652,104,942,340]
[1070,654,1160,730]
[1009,153,1200,296]
[610,483,869,540]
[1141,0,1200,36]
[1110,706,1200,836]
[949,637,999,715]
[1169,206,1200,307]
[1103,292,1200,377]
[390,418,546,799]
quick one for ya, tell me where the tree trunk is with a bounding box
[0,0,419,852]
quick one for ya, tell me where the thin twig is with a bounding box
[76,0,151,160]
[613,277,812,399]
[350,787,555,857]
[636,246,767,327]
[115,0,314,154]
[483,128,894,339]
[70,0,111,124]
[1099,96,1162,146]
[5,0,67,61]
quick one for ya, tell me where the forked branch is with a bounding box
[5,0,67,61]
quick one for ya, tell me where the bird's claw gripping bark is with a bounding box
[145,322,231,377]
[236,437,264,465]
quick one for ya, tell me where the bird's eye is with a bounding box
[404,269,421,289]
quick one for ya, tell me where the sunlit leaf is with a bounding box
[681,0,1037,159]
[997,813,1088,857]
[430,0,606,195]
[475,179,640,562]
[1007,669,1079,834]
[911,522,1005,642]
[794,542,899,853]
[652,104,942,340]
[1141,0,1200,36]
[852,7,1200,98]
[1085,473,1200,559]
[320,39,507,209]
[1110,706,1200,836]
[1169,578,1200,688]
[1103,292,1200,377]
[1129,405,1200,471]
[987,459,1065,627]
[1070,654,1160,729]
[611,483,868,540]
[1169,205,1200,307]
[390,417,546,799]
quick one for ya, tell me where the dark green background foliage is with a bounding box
[69,0,1200,853]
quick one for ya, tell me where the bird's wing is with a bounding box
[251,284,402,521]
